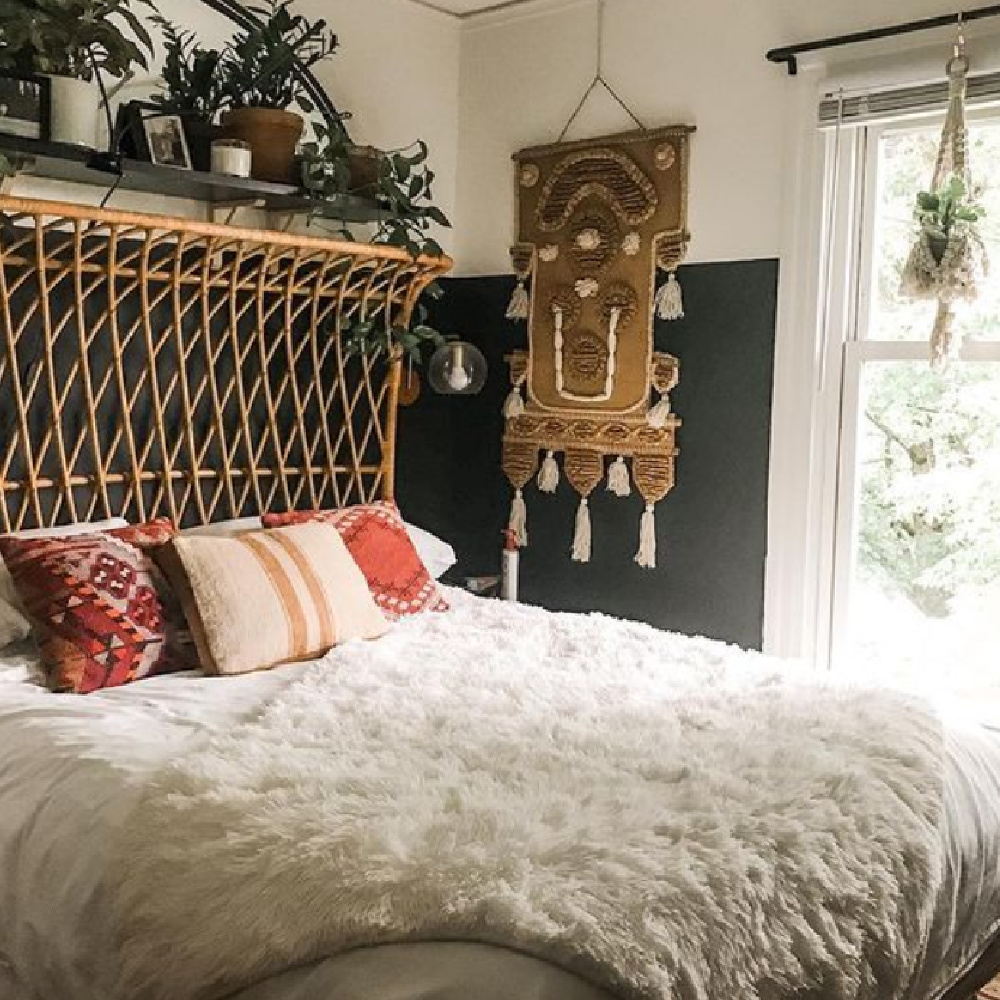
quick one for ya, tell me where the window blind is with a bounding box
[818,71,1000,127]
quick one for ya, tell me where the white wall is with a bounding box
[453,0,983,275]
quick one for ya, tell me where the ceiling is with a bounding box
[410,0,547,19]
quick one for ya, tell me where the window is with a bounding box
[827,110,1000,716]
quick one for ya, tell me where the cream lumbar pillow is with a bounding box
[158,522,388,676]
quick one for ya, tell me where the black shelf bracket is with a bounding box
[767,4,1000,76]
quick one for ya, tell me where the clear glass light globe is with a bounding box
[428,342,488,396]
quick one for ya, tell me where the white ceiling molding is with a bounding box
[407,0,587,23]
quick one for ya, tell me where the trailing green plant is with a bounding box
[301,118,452,360]
[146,13,225,123]
[914,174,986,246]
[301,119,451,258]
[299,115,353,212]
[342,285,448,366]
[0,0,155,81]
[219,1,337,113]
[371,141,451,257]
[0,153,13,179]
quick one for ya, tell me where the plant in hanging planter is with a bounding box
[146,13,226,172]
[218,0,338,184]
[0,0,155,147]
[901,173,988,303]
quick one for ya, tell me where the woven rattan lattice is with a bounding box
[0,196,450,531]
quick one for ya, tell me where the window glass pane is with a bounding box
[869,119,1000,342]
[843,359,1000,718]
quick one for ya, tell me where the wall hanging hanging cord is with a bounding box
[558,0,647,142]
[767,4,1000,76]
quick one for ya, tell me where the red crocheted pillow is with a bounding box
[262,502,449,620]
[0,519,193,693]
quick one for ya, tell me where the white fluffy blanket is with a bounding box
[110,599,945,1000]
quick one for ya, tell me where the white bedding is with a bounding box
[0,594,610,1000]
[1,595,1000,1000]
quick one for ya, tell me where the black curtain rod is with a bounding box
[767,4,1000,76]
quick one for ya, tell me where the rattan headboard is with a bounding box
[0,196,451,531]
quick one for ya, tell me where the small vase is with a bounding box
[184,120,224,173]
[221,107,304,184]
[46,75,100,147]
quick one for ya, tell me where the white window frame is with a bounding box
[766,90,1000,667]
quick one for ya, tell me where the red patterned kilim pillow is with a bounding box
[262,502,449,620]
[0,519,191,693]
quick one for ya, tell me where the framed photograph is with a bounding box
[142,113,192,171]
[0,74,50,141]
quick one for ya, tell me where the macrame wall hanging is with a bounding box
[900,21,989,369]
[500,0,693,569]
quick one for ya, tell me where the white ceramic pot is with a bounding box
[46,76,101,147]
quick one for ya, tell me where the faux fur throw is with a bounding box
[110,599,945,1000]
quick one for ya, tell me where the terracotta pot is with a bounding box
[347,145,381,193]
[221,107,304,184]
[184,120,225,174]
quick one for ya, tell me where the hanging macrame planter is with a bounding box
[899,35,989,369]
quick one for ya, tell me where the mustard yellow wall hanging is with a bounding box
[502,124,693,569]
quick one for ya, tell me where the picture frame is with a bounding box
[141,112,192,171]
[0,73,50,142]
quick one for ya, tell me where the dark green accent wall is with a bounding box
[397,259,778,650]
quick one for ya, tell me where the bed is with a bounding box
[2,195,1000,1000]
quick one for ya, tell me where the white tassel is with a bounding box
[647,395,672,429]
[607,455,630,497]
[506,281,530,321]
[635,503,657,569]
[654,272,684,321]
[504,382,525,419]
[509,488,528,547]
[571,497,592,563]
[537,451,560,493]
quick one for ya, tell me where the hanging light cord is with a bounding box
[558,0,647,142]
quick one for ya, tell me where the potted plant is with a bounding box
[913,174,985,265]
[0,0,154,148]
[301,119,450,258]
[302,117,452,363]
[218,0,337,184]
[900,173,988,306]
[146,13,226,172]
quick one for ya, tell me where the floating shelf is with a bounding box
[0,134,383,224]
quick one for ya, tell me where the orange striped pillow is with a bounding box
[157,522,388,676]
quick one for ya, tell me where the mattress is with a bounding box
[1,595,1000,1000]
